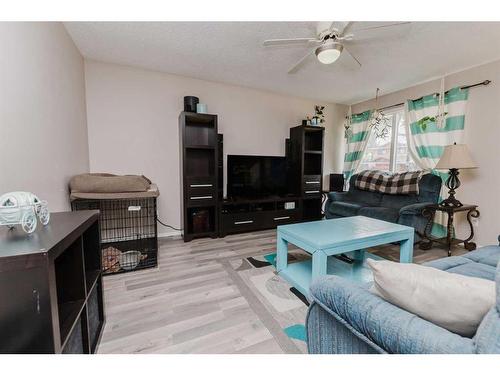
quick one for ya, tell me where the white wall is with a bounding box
[84,61,347,235]
[352,60,500,246]
[0,22,89,211]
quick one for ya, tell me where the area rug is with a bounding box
[226,241,457,353]
[228,249,312,353]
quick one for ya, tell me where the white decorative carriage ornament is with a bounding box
[0,192,50,234]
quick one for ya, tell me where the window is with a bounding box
[357,107,417,173]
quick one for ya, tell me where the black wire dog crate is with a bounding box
[72,197,158,275]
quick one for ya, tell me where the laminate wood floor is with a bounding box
[98,229,464,354]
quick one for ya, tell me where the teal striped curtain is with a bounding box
[405,86,469,236]
[343,110,372,183]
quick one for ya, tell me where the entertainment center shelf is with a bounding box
[180,112,220,241]
[289,125,325,220]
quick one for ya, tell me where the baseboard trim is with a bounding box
[158,230,183,239]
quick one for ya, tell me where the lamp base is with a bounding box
[439,168,463,208]
[439,196,463,208]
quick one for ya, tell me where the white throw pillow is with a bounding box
[367,258,496,337]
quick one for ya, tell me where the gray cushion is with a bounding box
[473,262,500,353]
[417,173,443,203]
[424,254,498,281]
[328,201,367,217]
[381,193,419,210]
[347,175,383,206]
[474,307,500,353]
[358,207,400,223]
[462,246,500,268]
[446,263,497,281]
[424,256,472,270]
[349,189,383,206]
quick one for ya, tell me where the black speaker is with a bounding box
[183,96,199,112]
[329,173,344,192]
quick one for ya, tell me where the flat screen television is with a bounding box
[227,155,288,199]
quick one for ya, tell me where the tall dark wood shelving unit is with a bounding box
[289,125,325,221]
[179,112,219,242]
[0,211,105,354]
[217,133,224,201]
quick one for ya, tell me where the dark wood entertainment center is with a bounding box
[179,110,325,242]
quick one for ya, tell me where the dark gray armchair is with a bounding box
[325,173,442,242]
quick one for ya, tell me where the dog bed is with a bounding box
[69,173,159,201]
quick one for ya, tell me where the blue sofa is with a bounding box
[325,173,442,241]
[306,241,500,354]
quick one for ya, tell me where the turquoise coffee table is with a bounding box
[276,216,414,298]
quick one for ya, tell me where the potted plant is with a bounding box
[314,105,325,125]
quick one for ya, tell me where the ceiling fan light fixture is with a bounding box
[315,42,343,64]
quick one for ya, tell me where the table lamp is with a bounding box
[435,143,477,207]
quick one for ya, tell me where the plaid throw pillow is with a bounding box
[355,170,423,195]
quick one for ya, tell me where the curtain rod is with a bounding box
[377,79,491,112]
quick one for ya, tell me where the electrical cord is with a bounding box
[156,218,181,231]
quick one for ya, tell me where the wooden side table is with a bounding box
[419,204,480,256]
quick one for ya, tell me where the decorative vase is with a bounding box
[196,103,208,114]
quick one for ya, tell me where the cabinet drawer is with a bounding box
[188,182,215,190]
[186,176,216,187]
[303,175,321,183]
[187,185,215,198]
[303,180,321,192]
[303,175,321,197]
[303,188,321,197]
[187,194,216,205]
[268,211,299,226]
[186,178,216,204]
[221,212,266,233]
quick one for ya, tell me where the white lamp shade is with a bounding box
[435,144,477,170]
[317,49,341,64]
[315,42,343,64]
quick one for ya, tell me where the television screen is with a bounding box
[227,155,288,199]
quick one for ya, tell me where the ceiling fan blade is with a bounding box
[337,21,355,37]
[353,22,411,33]
[327,21,343,34]
[287,48,316,74]
[263,38,320,47]
[326,21,354,36]
[343,47,362,68]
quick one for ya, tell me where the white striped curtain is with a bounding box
[343,110,372,183]
[405,86,469,236]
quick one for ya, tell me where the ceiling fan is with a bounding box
[263,21,411,74]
